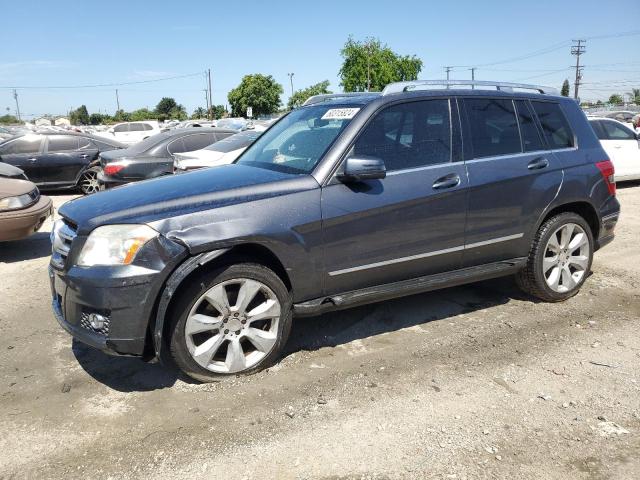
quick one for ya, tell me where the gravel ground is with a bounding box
[1,185,639,480]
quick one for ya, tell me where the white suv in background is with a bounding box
[589,117,640,181]
[97,121,161,145]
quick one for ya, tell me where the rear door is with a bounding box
[321,98,468,295]
[41,135,89,185]
[0,135,45,183]
[461,97,564,267]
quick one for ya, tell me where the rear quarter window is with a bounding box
[531,101,574,149]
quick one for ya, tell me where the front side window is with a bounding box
[113,124,129,133]
[515,100,545,152]
[601,120,636,140]
[589,121,607,140]
[465,98,521,158]
[47,135,79,152]
[0,136,42,155]
[531,101,574,149]
[352,99,451,171]
[236,104,357,174]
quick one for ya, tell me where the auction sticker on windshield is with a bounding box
[321,108,360,120]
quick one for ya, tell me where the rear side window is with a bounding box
[465,98,521,158]
[47,136,79,152]
[353,99,451,171]
[182,133,216,152]
[589,121,607,140]
[113,124,129,133]
[531,101,574,149]
[600,120,636,140]
[167,138,186,154]
[142,123,154,131]
[77,137,92,149]
[0,136,42,155]
[129,123,145,132]
[514,100,545,152]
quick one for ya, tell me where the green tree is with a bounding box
[191,107,207,119]
[560,79,570,97]
[228,74,283,117]
[69,105,90,125]
[155,97,178,116]
[287,80,332,109]
[339,36,423,92]
[631,88,640,105]
[0,114,19,124]
[129,108,158,121]
[608,94,623,105]
[89,113,112,125]
[210,104,227,119]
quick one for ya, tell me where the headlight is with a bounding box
[77,224,158,266]
[174,158,184,170]
[0,190,37,211]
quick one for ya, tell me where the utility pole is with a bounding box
[571,39,586,101]
[208,69,213,120]
[287,73,295,96]
[115,89,120,112]
[444,67,453,89]
[469,67,476,89]
[12,89,21,121]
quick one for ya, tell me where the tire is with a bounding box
[516,212,594,302]
[77,166,101,195]
[168,263,293,382]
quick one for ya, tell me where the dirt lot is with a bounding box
[1,185,639,480]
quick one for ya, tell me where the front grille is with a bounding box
[80,311,111,336]
[50,219,77,269]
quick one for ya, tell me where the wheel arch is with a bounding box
[534,200,600,243]
[150,242,292,359]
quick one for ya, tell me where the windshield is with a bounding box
[236,104,359,174]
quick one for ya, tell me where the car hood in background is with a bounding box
[0,162,26,179]
[59,164,319,234]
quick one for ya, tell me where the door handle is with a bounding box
[613,145,623,149]
[28,158,37,163]
[527,157,549,170]
[80,154,89,159]
[432,173,461,190]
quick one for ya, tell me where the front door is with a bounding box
[321,98,468,295]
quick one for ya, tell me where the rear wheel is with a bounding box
[169,263,292,382]
[78,167,101,195]
[516,212,593,302]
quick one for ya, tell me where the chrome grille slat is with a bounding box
[51,220,77,269]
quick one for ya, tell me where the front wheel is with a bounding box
[78,167,101,195]
[516,212,593,302]
[169,263,292,382]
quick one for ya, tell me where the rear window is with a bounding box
[206,131,261,153]
[531,101,574,149]
[465,98,521,158]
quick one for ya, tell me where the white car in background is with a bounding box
[173,130,261,172]
[96,121,161,145]
[589,117,640,181]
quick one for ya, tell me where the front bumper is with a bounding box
[0,195,53,241]
[49,263,163,357]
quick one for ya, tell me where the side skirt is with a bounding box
[293,258,527,317]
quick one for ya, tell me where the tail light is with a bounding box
[104,162,126,176]
[595,160,616,196]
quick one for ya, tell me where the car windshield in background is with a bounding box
[206,130,261,153]
[236,104,359,174]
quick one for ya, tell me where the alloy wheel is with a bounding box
[184,278,281,374]
[542,223,590,293]
[79,170,100,195]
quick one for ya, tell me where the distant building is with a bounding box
[34,117,52,127]
[54,117,70,126]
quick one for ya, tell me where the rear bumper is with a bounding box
[0,195,53,241]
[596,211,619,250]
[96,172,130,188]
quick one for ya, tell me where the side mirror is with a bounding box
[337,155,386,182]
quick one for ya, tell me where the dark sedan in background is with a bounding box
[0,132,125,194]
[98,127,236,187]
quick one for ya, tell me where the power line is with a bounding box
[0,71,204,90]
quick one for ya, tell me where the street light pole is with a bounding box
[287,73,295,96]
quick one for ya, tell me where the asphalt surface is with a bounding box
[1,185,639,479]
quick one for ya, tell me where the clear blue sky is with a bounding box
[1,0,639,118]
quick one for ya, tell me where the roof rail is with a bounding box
[302,92,379,106]
[382,80,558,96]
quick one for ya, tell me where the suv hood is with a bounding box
[59,164,319,234]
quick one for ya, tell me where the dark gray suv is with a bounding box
[49,80,620,381]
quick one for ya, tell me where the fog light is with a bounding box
[89,313,107,330]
